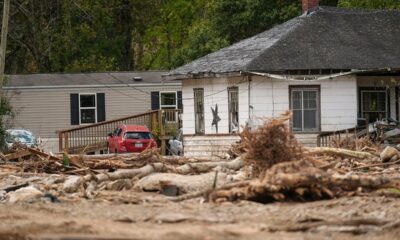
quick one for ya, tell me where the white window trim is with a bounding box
[360,90,388,117]
[291,87,320,132]
[194,88,205,134]
[228,87,239,133]
[79,93,97,125]
[159,91,177,109]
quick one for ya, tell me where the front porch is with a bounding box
[58,109,182,155]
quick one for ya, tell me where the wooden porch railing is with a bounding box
[57,109,182,154]
[317,125,367,147]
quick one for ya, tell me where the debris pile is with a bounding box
[239,111,303,176]
[1,112,400,206]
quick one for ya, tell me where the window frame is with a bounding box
[289,85,321,132]
[194,88,205,135]
[79,93,97,125]
[359,87,389,122]
[159,91,177,110]
[228,87,239,133]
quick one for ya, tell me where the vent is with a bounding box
[133,77,143,82]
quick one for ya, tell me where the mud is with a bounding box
[0,190,399,240]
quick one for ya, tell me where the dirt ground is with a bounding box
[1,190,399,240]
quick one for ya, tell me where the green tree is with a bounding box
[338,0,400,9]
[2,0,400,73]
[208,0,300,43]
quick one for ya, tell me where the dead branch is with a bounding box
[352,159,400,170]
[208,159,400,203]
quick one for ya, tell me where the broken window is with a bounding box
[361,90,387,123]
[194,89,204,134]
[80,94,96,124]
[291,87,319,132]
[228,87,239,133]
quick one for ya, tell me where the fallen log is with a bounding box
[163,156,244,174]
[207,160,400,203]
[134,171,230,193]
[63,157,245,193]
[94,156,244,183]
[167,181,251,202]
[352,159,400,170]
[305,147,375,159]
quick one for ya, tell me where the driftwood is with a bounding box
[168,181,251,202]
[4,150,31,161]
[63,157,244,193]
[94,157,244,183]
[352,159,400,170]
[207,160,400,203]
[305,147,375,159]
[134,171,230,193]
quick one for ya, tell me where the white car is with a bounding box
[5,129,37,149]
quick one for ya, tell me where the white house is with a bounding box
[166,1,400,156]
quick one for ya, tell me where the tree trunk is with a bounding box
[305,147,375,159]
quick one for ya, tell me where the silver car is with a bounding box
[5,129,37,149]
[168,128,183,156]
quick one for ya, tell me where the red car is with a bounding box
[108,125,157,153]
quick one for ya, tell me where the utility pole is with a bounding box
[0,0,10,108]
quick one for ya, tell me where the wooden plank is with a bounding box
[26,147,60,161]
[5,149,31,161]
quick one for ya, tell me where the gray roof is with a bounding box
[6,71,178,87]
[169,6,400,78]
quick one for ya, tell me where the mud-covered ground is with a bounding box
[1,190,399,240]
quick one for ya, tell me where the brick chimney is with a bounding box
[302,0,319,13]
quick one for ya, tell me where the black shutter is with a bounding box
[177,91,182,110]
[97,93,105,122]
[151,91,160,110]
[70,94,79,125]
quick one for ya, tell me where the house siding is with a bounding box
[182,75,358,136]
[182,76,249,135]
[250,75,358,132]
[5,84,180,152]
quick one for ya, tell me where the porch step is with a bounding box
[183,133,319,157]
[294,133,319,147]
[183,135,240,157]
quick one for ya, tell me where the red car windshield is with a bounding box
[124,132,152,140]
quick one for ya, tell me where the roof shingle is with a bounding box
[169,6,400,78]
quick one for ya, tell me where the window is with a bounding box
[151,91,182,110]
[124,132,152,139]
[70,93,105,125]
[361,90,387,123]
[228,87,239,133]
[290,87,320,132]
[160,92,177,109]
[194,88,205,134]
[80,94,97,124]
[160,92,177,121]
